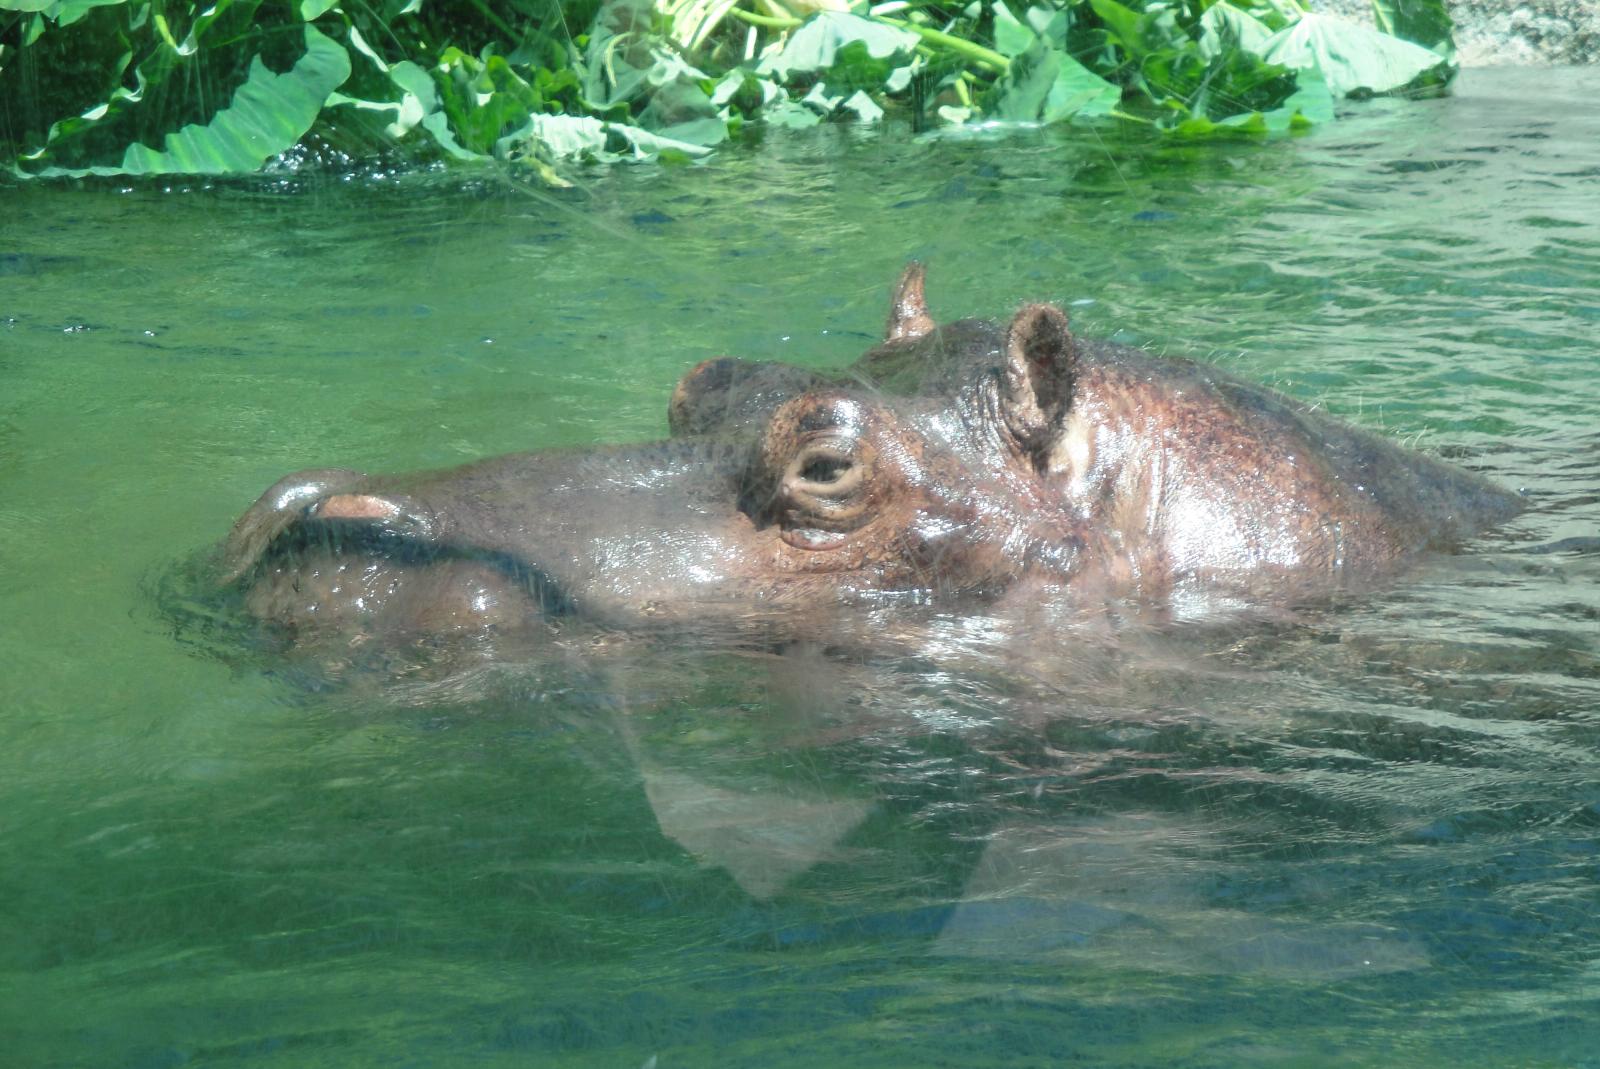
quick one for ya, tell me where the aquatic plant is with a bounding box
[0,0,1455,177]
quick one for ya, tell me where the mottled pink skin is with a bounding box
[221,265,1520,649]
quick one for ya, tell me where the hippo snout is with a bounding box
[221,469,552,644]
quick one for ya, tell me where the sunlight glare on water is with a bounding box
[1,66,1598,1068]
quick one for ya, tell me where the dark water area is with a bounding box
[2,67,1598,1067]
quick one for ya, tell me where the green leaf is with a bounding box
[1279,73,1335,126]
[583,0,709,105]
[419,108,482,160]
[1371,0,1455,57]
[432,50,536,154]
[1259,12,1453,98]
[379,60,481,158]
[801,81,842,112]
[710,70,820,128]
[0,0,126,22]
[1087,0,1160,59]
[18,43,148,164]
[504,113,608,159]
[987,38,1121,124]
[496,111,716,164]
[29,25,351,176]
[763,100,823,129]
[711,69,781,113]
[1146,40,1301,124]
[1169,72,1334,137]
[757,12,919,80]
[743,9,918,126]
[608,120,717,158]
[346,23,391,73]
[299,0,341,19]
[580,0,724,145]
[839,89,883,123]
[991,2,1035,59]
[1197,1,1273,60]
[1024,4,1070,47]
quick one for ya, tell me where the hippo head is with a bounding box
[216,264,1520,669]
[218,266,1096,658]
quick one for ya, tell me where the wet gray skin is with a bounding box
[221,265,1523,654]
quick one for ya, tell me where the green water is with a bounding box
[4,67,1599,1067]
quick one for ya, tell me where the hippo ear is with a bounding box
[1001,303,1077,457]
[884,261,935,343]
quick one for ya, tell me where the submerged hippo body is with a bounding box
[222,266,1520,655]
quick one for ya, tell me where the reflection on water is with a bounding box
[3,67,1599,1066]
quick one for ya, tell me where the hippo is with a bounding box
[218,265,1521,659]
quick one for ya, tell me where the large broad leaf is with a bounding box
[987,38,1120,124]
[1086,0,1185,61]
[710,71,823,127]
[3,0,127,24]
[24,25,349,176]
[1259,12,1452,98]
[1372,0,1455,57]
[583,0,708,107]
[763,101,823,129]
[990,2,1037,60]
[796,81,884,123]
[609,120,718,158]
[496,112,715,164]
[328,29,485,161]
[1144,39,1301,126]
[756,12,918,81]
[503,113,609,158]
[1168,72,1333,137]
[581,0,725,148]
[1197,1,1273,60]
[1086,0,1149,57]
[745,10,918,123]
[119,26,349,174]
[327,59,484,161]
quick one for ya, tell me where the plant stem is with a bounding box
[728,8,802,30]
[874,16,1007,71]
[1261,0,1309,21]
[462,0,524,43]
[1372,1,1393,35]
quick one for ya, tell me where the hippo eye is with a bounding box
[800,454,847,483]
[791,445,863,496]
[777,438,876,547]
[761,393,890,550]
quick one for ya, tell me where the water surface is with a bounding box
[3,66,1598,1067]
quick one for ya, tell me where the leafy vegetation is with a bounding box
[0,0,1455,178]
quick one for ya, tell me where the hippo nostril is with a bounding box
[314,494,401,521]
[309,493,439,544]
